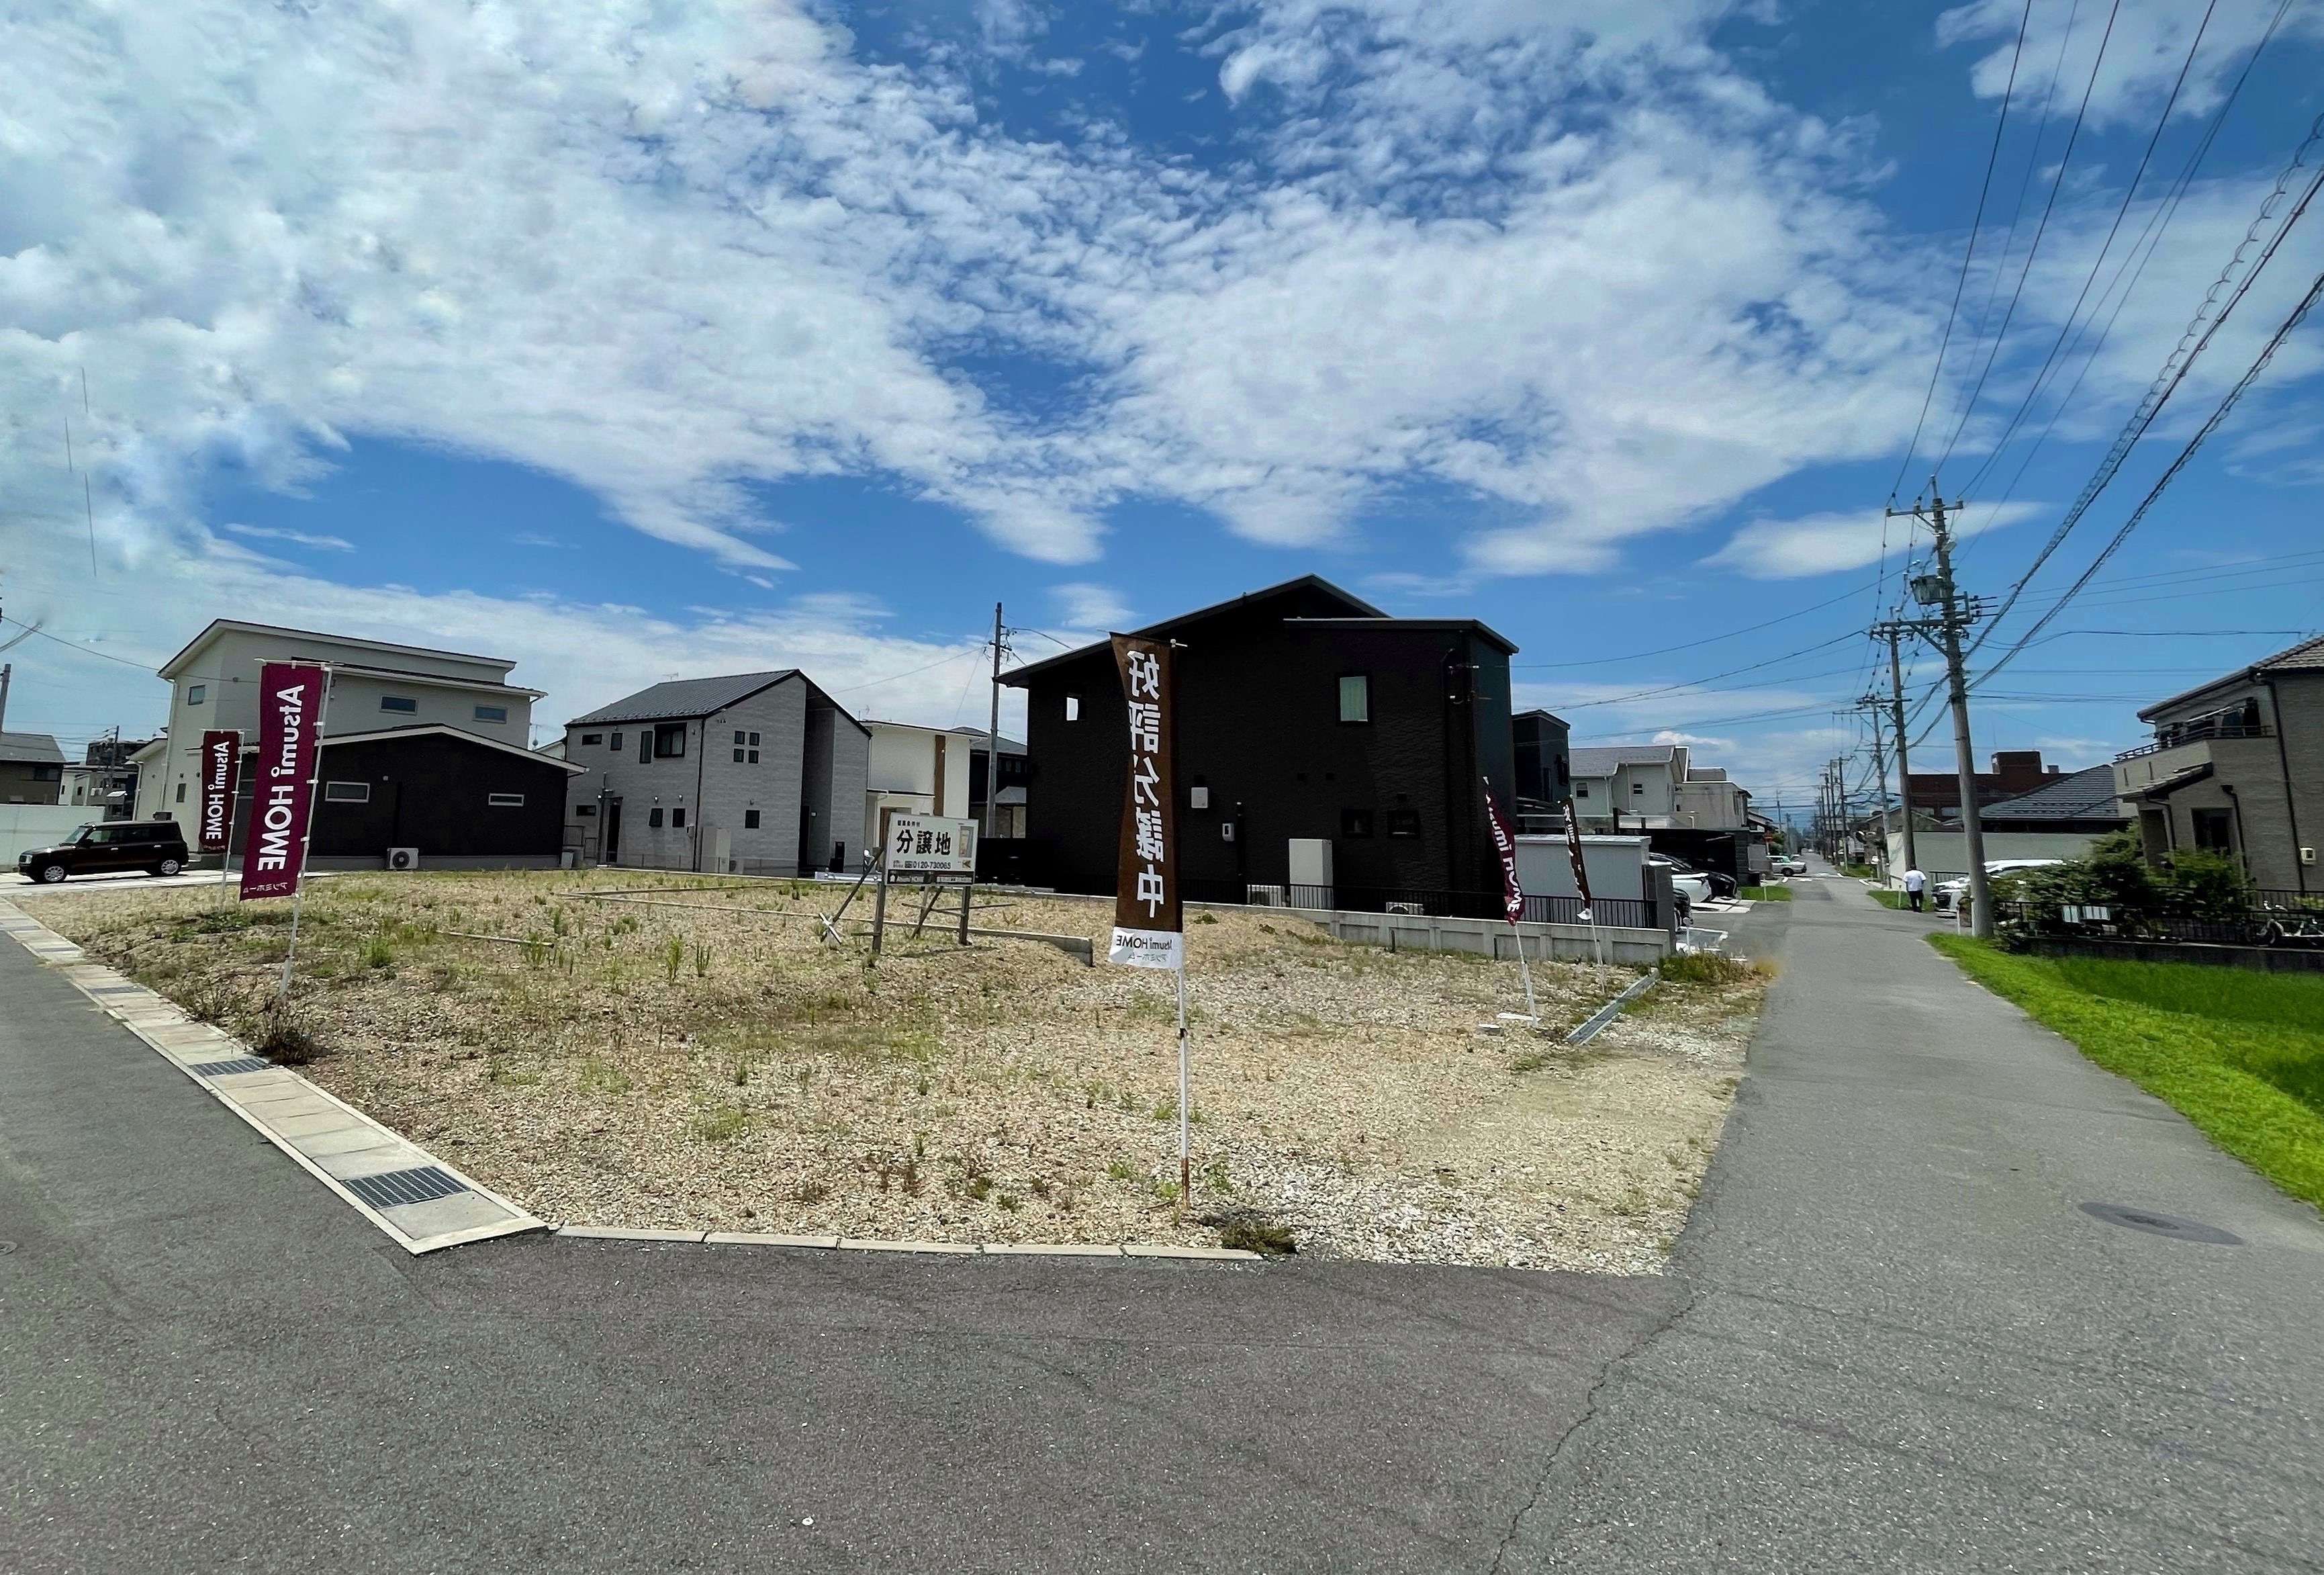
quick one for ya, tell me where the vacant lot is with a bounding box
[20,871,1764,1269]
[1937,938,2324,1207]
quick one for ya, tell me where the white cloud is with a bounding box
[1049,582,1131,631]
[223,523,353,551]
[1706,500,2045,580]
[1937,0,2323,130]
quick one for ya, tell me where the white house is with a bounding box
[1570,744,1752,831]
[144,621,541,821]
[563,670,870,875]
[861,719,979,859]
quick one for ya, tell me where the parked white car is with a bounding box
[1647,854,1714,909]
[1771,854,1808,877]
[1931,859,2067,912]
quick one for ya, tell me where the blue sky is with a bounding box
[3,0,2322,813]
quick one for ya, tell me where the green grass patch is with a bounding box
[1868,889,1910,910]
[1839,862,1874,879]
[1738,885,1793,901]
[1932,936,2324,1207]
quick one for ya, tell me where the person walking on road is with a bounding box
[1903,866,1926,912]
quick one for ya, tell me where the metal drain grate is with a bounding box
[342,1166,469,1210]
[2080,1202,2243,1246]
[188,1056,272,1078]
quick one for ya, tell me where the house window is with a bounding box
[1065,694,1080,721]
[31,764,60,782]
[744,809,761,829]
[381,695,417,713]
[1341,807,1374,838]
[608,732,622,751]
[671,806,687,829]
[2191,807,2234,852]
[748,750,758,764]
[488,793,524,807]
[639,732,652,764]
[324,781,371,803]
[648,807,664,828]
[187,684,206,705]
[474,705,508,724]
[1632,782,1645,795]
[654,723,686,758]
[749,732,760,746]
[1338,674,1370,723]
[1575,784,1589,799]
[175,781,187,803]
[581,733,602,746]
[575,803,596,817]
[1387,809,1421,838]
[733,749,745,764]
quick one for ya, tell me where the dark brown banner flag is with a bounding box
[1108,633,1181,971]
[1483,778,1525,925]
[240,664,326,901]
[197,730,241,853]
[1564,801,1595,924]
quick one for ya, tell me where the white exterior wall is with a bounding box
[861,723,974,857]
[0,805,95,862]
[1885,829,2106,883]
[1514,834,1651,901]
[154,627,529,829]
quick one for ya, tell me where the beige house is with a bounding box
[142,620,543,822]
[862,719,979,860]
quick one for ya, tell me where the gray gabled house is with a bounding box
[563,671,870,874]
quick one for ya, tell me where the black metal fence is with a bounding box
[1178,877,1659,931]
[1993,900,2324,949]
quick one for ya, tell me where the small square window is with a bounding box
[1340,807,1374,838]
[187,684,207,705]
[1338,674,1369,723]
[1065,694,1080,722]
[733,748,745,764]
[1387,809,1421,839]
[1632,782,1645,795]
[671,806,686,829]
[575,803,596,817]
[474,705,508,724]
[1575,784,1589,799]
[648,807,664,828]
[581,733,602,746]
[324,781,371,803]
[380,695,417,714]
[487,793,524,807]
[749,732,760,747]
[747,750,758,764]
[744,809,761,829]
[734,730,747,746]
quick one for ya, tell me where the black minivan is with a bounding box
[16,819,192,883]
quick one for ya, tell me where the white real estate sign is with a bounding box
[883,813,976,881]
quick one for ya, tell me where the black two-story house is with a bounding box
[1001,576,1518,909]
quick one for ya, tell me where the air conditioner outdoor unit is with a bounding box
[385,847,420,872]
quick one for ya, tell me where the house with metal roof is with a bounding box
[0,731,66,805]
[2113,632,2324,892]
[562,670,869,874]
[1978,764,2129,835]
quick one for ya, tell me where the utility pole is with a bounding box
[982,602,1005,842]
[1857,701,1892,881]
[0,662,10,732]
[1869,622,1919,877]
[1886,480,1993,937]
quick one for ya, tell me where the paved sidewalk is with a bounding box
[0,932,1671,1574]
[1507,874,2324,1570]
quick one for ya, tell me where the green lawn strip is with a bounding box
[1867,889,1908,909]
[1738,885,1793,902]
[1931,936,2324,1208]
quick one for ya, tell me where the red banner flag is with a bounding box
[197,730,241,853]
[1483,778,1524,926]
[240,664,327,901]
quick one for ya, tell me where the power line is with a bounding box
[1889,0,2036,505]
[1511,576,1883,669]
[1936,0,2123,474]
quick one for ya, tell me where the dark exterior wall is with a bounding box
[1016,609,1513,898]
[1,761,64,804]
[309,735,571,859]
[2269,672,2324,895]
[1512,711,1571,811]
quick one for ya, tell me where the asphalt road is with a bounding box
[4,877,2321,1572]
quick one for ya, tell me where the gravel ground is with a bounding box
[19,870,1762,1270]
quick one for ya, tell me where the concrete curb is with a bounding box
[0,900,547,1257]
[552,1226,1262,1261]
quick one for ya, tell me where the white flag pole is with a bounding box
[1176,963,1191,1208]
